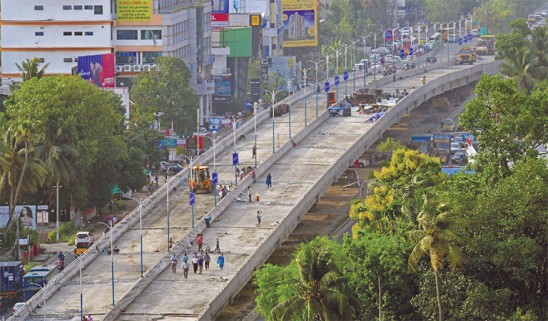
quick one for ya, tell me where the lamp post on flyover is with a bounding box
[231,119,240,186]
[66,252,84,320]
[309,59,322,118]
[252,102,259,168]
[131,197,144,277]
[98,221,115,306]
[265,89,283,153]
[29,283,46,321]
[285,78,294,140]
[361,35,369,87]
[298,67,311,126]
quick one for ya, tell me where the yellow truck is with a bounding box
[476,35,496,55]
[457,46,474,65]
[189,164,213,193]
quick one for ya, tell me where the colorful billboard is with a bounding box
[117,0,152,21]
[0,205,41,229]
[211,0,229,28]
[282,0,318,47]
[77,53,115,88]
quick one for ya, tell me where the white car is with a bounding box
[471,29,481,37]
[401,27,412,36]
[193,127,210,136]
[12,302,26,314]
[367,64,384,75]
[75,231,94,245]
[369,53,381,62]
[541,10,547,17]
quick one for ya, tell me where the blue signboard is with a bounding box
[189,192,195,206]
[409,47,414,56]
[343,70,348,81]
[324,81,330,92]
[458,37,462,45]
[158,138,177,149]
[399,49,405,58]
[411,135,431,143]
[384,30,393,39]
[232,152,239,165]
[212,172,218,185]
[334,75,340,86]
[469,33,474,40]
[464,35,468,43]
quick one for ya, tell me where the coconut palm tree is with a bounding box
[271,240,356,321]
[15,57,49,81]
[35,124,78,187]
[529,27,548,68]
[408,194,470,321]
[500,46,539,92]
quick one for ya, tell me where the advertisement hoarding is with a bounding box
[0,205,40,229]
[117,0,152,21]
[211,0,229,28]
[77,53,115,88]
[282,0,318,47]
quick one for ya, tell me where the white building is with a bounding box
[0,0,215,124]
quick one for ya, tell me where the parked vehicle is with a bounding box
[471,29,481,37]
[452,152,467,165]
[12,302,26,314]
[0,262,24,310]
[75,231,94,256]
[22,266,56,301]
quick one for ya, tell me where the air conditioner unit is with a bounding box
[133,65,141,72]
[115,66,123,72]
[123,65,132,72]
[142,65,151,71]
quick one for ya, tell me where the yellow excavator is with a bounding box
[189,164,213,193]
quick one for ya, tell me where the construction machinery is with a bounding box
[457,46,474,65]
[475,35,496,55]
[441,118,455,132]
[189,164,213,193]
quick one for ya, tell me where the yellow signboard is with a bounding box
[250,15,261,27]
[117,0,152,22]
[281,0,318,47]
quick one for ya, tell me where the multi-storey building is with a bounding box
[0,0,215,126]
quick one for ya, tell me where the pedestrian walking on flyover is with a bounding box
[217,253,225,270]
[215,237,221,253]
[257,210,262,228]
[171,253,178,273]
[422,75,427,85]
[192,252,199,273]
[198,253,204,274]
[252,168,256,183]
[248,186,252,202]
[182,260,190,279]
[252,145,257,159]
[197,234,203,252]
[205,252,211,270]
[266,173,272,188]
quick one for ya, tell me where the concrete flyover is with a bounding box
[13,55,499,321]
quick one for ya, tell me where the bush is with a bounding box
[47,221,83,244]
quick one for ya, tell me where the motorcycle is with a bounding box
[57,258,64,272]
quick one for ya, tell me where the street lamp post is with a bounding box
[131,198,144,277]
[166,178,170,251]
[298,67,311,126]
[309,59,322,118]
[29,283,46,321]
[265,90,283,153]
[361,35,369,87]
[98,222,114,306]
[231,119,239,186]
[285,78,294,139]
[253,102,259,168]
[66,252,84,320]
[202,134,218,206]
[324,51,330,79]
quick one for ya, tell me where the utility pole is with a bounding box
[55,182,61,242]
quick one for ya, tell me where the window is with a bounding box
[37,58,45,63]
[74,5,82,10]
[34,5,44,10]
[84,5,93,10]
[141,30,162,40]
[64,58,73,62]
[74,32,83,36]
[117,30,138,40]
[63,5,71,10]
[94,5,103,14]
[142,52,163,64]
[35,32,44,36]
[85,31,94,36]
[63,31,72,36]
[115,52,137,65]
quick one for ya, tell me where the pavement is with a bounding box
[22,44,489,321]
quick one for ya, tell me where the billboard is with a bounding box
[211,0,229,28]
[117,0,152,21]
[0,205,40,229]
[77,53,115,88]
[282,0,318,47]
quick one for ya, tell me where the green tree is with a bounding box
[424,0,462,22]
[130,56,198,135]
[15,57,49,81]
[350,149,444,234]
[408,194,470,321]
[5,76,128,210]
[459,75,548,182]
